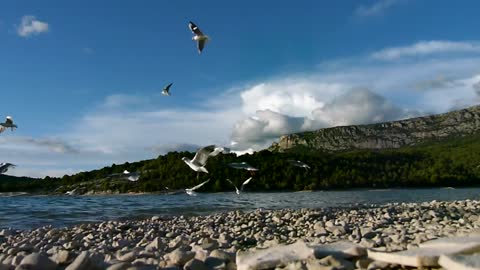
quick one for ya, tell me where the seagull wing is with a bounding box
[189,21,204,35]
[187,179,210,191]
[226,179,239,194]
[191,145,215,167]
[241,177,253,191]
[197,40,205,54]
[164,83,173,91]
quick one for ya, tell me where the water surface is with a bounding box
[0,188,478,230]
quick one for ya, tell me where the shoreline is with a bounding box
[3,185,480,197]
[0,199,478,269]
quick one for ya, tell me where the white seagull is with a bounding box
[182,145,227,179]
[0,116,17,133]
[185,179,210,196]
[227,162,258,171]
[162,83,173,96]
[288,160,311,170]
[226,177,253,195]
[189,21,209,54]
[0,163,16,174]
[107,170,140,182]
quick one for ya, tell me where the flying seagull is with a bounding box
[189,21,209,54]
[0,163,16,174]
[107,170,140,182]
[122,170,140,182]
[227,162,258,171]
[226,177,253,195]
[288,160,311,170]
[182,145,227,179]
[162,83,173,96]
[0,116,17,133]
[185,179,210,196]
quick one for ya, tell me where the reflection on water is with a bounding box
[0,187,478,230]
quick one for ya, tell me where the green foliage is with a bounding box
[1,134,480,193]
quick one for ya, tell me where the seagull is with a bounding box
[226,177,253,195]
[182,145,226,179]
[185,179,210,196]
[162,83,173,96]
[189,21,209,54]
[107,170,140,181]
[227,162,258,171]
[0,116,17,133]
[288,160,311,170]
[0,163,16,174]
[122,170,140,182]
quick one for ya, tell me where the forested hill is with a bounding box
[269,104,480,153]
[1,133,480,194]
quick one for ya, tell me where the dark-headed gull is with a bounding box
[185,179,210,196]
[226,177,253,195]
[189,21,209,54]
[162,83,173,96]
[0,116,17,133]
[288,160,311,170]
[0,163,16,174]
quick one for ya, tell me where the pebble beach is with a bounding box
[0,199,479,269]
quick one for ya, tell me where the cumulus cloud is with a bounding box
[474,82,480,96]
[17,16,49,37]
[355,0,400,17]
[231,88,415,149]
[414,75,460,91]
[371,41,480,60]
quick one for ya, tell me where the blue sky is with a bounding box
[1,0,480,177]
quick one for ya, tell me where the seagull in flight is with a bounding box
[189,21,209,54]
[288,160,311,170]
[0,116,17,133]
[226,177,253,195]
[185,179,210,196]
[227,162,258,171]
[0,163,16,174]
[162,83,173,96]
[107,170,140,182]
[182,145,227,179]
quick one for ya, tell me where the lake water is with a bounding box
[0,188,479,230]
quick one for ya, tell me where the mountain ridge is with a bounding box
[269,104,480,152]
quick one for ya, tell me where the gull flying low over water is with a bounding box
[189,21,209,54]
[0,163,16,174]
[288,160,311,170]
[185,179,210,196]
[226,177,253,195]
[0,116,17,133]
[162,83,173,96]
[182,145,228,179]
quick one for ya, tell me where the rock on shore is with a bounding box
[0,199,478,269]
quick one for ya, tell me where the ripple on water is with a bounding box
[0,188,478,230]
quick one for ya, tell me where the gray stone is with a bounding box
[439,254,480,270]
[66,251,103,270]
[317,255,354,270]
[17,253,57,270]
[50,249,72,265]
[107,262,132,270]
[165,249,195,266]
[184,258,208,270]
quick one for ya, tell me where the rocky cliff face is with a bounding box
[269,105,480,152]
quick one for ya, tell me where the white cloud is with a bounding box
[231,88,414,149]
[17,16,49,37]
[355,0,400,17]
[371,41,480,60]
[5,40,480,178]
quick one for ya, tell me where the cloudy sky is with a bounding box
[1,0,480,178]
